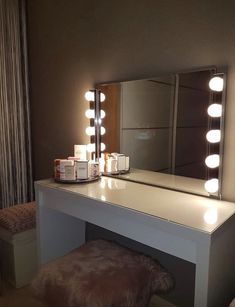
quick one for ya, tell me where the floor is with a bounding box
[0,284,48,307]
[0,283,176,307]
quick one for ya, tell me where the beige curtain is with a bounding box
[0,0,33,208]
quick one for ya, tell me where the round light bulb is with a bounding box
[209,76,223,92]
[207,104,222,118]
[205,154,220,168]
[101,143,106,151]
[100,93,105,102]
[85,109,105,119]
[86,143,95,153]
[100,126,106,135]
[206,130,221,143]
[100,110,106,119]
[85,126,95,136]
[85,91,95,102]
[204,178,219,194]
[85,109,95,119]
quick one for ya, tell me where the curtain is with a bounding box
[0,0,33,208]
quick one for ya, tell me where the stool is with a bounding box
[0,202,37,288]
[32,239,174,307]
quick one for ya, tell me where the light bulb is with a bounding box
[85,126,95,136]
[205,154,220,168]
[204,178,219,194]
[85,91,95,102]
[100,127,106,135]
[100,110,106,119]
[206,130,221,143]
[101,143,106,151]
[100,93,105,102]
[207,104,222,118]
[85,109,95,119]
[86,143,95,153]
[209,76,223,92]
[85,109,105,119]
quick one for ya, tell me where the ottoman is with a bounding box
[0,202,37,287]
[32,239,174,307]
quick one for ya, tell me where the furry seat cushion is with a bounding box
[32,239,174,307]
[0,202,36,234]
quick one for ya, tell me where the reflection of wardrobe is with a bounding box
[119,78,174,174]
[174,71,211,179]
[119,71,212,179]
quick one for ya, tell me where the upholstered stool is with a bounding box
[0,202,37,288]
[32,239,174,307]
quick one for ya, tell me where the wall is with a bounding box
[27,0,235,201]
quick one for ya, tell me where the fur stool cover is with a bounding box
[0,202,35,234]
[32,239,174,307]
[32,240,174,307]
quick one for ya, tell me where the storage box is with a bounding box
[0,227,38,288]
[0,202,38,288]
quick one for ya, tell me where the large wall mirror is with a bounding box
[96,68,226,198]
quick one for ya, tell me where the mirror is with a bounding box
[96,68,226,197]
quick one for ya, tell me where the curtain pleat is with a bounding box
[0,0,33,208]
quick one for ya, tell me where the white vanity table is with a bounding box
[35,177,235,307]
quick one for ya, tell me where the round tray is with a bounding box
[55,176,101,184]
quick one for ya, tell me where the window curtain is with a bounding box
[0,0,33,208]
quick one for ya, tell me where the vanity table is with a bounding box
[35,177,235,307]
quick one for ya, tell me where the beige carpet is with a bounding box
[0,283,176,307]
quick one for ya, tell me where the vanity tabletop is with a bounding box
[112,168,208,196]
[35,177,235,234]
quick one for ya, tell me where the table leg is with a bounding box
[36,190,86,265]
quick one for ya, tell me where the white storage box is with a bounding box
[0,227,37,287]
[0,202,38,288]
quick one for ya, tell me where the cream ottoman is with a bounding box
[0,202,37,288]
[32,239,174,307]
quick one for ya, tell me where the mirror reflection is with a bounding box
[96,68,225,197]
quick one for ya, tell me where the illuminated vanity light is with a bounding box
[85,109,95,119]
[206,130,221,143]
[86,143,95,153]
[100,93,106,102]
[85,126,95,136]
[205,154,220,168]
[85,109,105,119]
[207,104,222,118]
[204,178,219,194]
[100,110,106,118]
[209,76,223,92]
[101,143,106,151]
[86,126,105,136]
[203,208,218,225]
[85,90,95,102]
[100,126,106,135]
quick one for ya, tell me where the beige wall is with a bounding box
[27,0,235,201]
